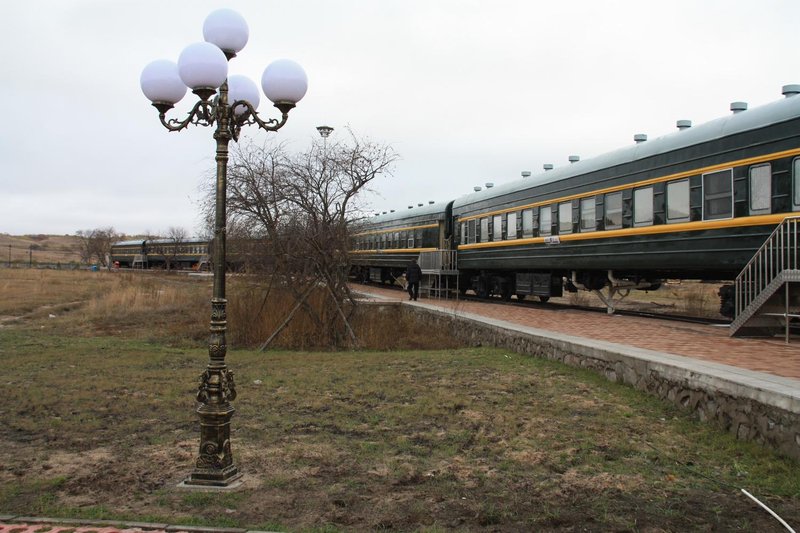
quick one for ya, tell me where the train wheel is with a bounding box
[516,294,526,301]
[539,296,550,303]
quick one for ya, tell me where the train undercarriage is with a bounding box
[352,263,734,318]
[461,269,664,314]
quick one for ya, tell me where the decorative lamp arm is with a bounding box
[230,100,292,140]
[155,100,216,132]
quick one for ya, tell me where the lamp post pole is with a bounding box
[141,8,308,488]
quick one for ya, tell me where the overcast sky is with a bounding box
[2,0,799,236]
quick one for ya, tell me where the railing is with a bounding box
[735,216,800,317]
[418,249,457,272]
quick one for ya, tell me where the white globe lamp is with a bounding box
[140,59,187,111]
[178,42,229,99]
[203,9,249,57]
[261,59,308,111]
[227,75,260,116]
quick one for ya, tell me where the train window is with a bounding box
[580,197,595,232]
[666,179,690,223]
[703,169,733,220]
[749,164,771,214]
[461,222,467,245]
[605,192,622,229]
[522,209,534,238]
[407,234,414,248]
[468,219,476,243]
[794,158,800,207]
[634,187,654,226]
[480,217,489,243]
[558,202,572,234]
[507,212,517,239]
[493,215,503,241]
[540,205,552,236]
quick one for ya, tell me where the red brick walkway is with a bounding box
[0,526,163,533]
[352,284,800,380]
[0,523,250,533]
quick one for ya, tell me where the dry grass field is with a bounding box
[0,234,83,265]
[0,270,798,532]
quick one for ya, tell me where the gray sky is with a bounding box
[2,0,799,236]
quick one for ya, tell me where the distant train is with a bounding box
[110,239,210,270]
[351,85,800,315]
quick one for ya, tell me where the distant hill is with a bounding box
[0,234,84,265]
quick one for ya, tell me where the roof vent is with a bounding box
[390,209,395,213]
[408,205,413,209]
[418,203,423,207]
[521,171,531,178]
[382,211,387,214]
[374,212,380,216]
[485,182,494,188]
[730,101,748,113]
[633,133,647,143]
[568,155,580,164]
[543,164,554,171]
[474,186,482,192]
[676,119,692,130]
[428,201,435,204]
[782,84,800,97]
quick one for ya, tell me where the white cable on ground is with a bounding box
[741,488,796,533]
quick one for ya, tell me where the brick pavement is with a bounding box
[351,283,800,380]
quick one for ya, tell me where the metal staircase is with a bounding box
[419,249,459,299]
[730,216,800,342]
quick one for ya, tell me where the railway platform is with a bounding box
[350,283,800,460]
[351,283,800,379]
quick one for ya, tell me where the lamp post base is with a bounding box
[180,468,243,489]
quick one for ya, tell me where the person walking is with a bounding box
[406,257,422,301]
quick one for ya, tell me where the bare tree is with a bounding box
[164,226,189,271]
[75,227,121,267]
[217,130,397,348]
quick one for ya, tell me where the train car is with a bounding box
[350,201,453,284]
[110,238,210,270]
[350,85,800,314]
[452,86,800,310]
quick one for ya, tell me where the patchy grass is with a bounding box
[0,271,797,531]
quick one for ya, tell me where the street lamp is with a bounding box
[140,8,308,488]
[316,125,333,139]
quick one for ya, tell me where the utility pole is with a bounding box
[7,244,10,267]
[29,245,32,268]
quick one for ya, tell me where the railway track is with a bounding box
[354,281,731,327]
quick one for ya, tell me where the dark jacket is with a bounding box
[406,261,422,283]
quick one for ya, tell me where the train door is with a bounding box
[443,200,455,250]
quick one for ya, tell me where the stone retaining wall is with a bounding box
[399,304,800,461]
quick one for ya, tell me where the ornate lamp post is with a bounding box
[140,8,308,488]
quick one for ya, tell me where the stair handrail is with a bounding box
[419,249,457,271]
[734,215,800,318]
